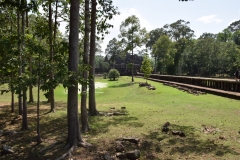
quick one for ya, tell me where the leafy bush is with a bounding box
[108,69,120,81]
[103,72,108,79]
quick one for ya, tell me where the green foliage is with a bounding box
[198,32,216,39]
[174,38,190,75]
[182,38,240,76]
[127,63,133,68]
[146,28,166,50]
[103,72,107,79]
[140,55,153,82]
[119,15,148,81]
[152,35,176,74]
[163,19,194,41]
[232,30,240,46]
[228,19,240,32]
[105,38,122,68]
[95,55,109,72]
[119,15,148,52]
[96,0,119,40]
[108,69,120,81]
[217,28,232,42]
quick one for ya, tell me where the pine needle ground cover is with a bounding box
[0,76,240,159]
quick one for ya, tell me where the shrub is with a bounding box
[108,69,120,81]
[140,55,153,83]
[103,72,108,79]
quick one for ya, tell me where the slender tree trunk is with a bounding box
[11,90,14,113]
[53,0,58,44]
[37,54,42,144]
[131,30,134,82]
[81,0,90,132]
[49,0,59,111]
[11,73,14,113]
[10,20,14,113]
[26,10,34,103]
[89,0,98,116]
[17,0,23,115]
[52,0,58,56]
[49,2,55,112]
[28,84,34,103]
[22,0,28,130]
[113,55,115,69]
[66,0,82,148]
[154,56,156,74]
[25,1,34,103]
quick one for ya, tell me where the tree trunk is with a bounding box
[11,91,14,113]
[24,0,34,103]
[37,54,42,144]
[9,15,15,113]
[113,56,115,69]
[22,0,28,130]
[154,56,156,74]
[11,73,14,113]
[66,0,82,148]
[28,84,34,103]
[22,87,28,130]
[17,0,22,115]
[53,0,58,45]
[49,2,55,112]
[27,54,34,103]
[81,0,90,132]
[131,30,134,82]
[89,0,98,116]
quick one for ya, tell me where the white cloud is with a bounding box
[196,14,223,24]
[101,7,152,53]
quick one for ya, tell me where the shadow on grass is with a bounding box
[139,124,240,159]
[0,103,20,130]
[2,102,239,159]
[26,101,67,114]
[88,114,143,136]
[0,102,69,160]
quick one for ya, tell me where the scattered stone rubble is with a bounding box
[163,83,206,95]
[161,122,186,137]
[98,137,141,160]
[139,82,156,90]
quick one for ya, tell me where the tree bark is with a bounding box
[37,54,42,144]
[81,0,90,132]
[131,29,134,82]
[53,0,58,45]
[154,56,157,74]
[49,1,55,112]
[89,0,98,116]
[28,84,34,103]
[26,10,34,103]
[22,0,28,130]
[17,0,22,115]
[66,0,82,148]
[11,73,14,113]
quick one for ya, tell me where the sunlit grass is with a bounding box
[0,76,240,159]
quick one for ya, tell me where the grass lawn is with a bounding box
[0,76,240,159]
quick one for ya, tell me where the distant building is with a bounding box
[99,53,143,76]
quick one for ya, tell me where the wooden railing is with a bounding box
[137,73,240,96]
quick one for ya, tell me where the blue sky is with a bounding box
[100,0,240,53]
